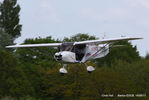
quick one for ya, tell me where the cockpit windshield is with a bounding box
[61,42,74,51]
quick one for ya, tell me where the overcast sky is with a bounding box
[1,0,149,56]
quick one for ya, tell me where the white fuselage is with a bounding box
[54,51,77,63]
[54,44,109,64]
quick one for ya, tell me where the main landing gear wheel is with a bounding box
[87,66,95,73]
[83,63,95,73]
[59,67,67,75]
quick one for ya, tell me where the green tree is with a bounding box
[0,29,13,48]
[0,48,34,99]
[145,53,149,59]
[15,36,61,99]
[20,63,48,99]
[63,33,98,42]
[0,0,22,40]
[43,63,142,100]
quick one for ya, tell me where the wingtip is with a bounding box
[127,37,144,40]
[5,46,12,48]
[5,45,17,48]
[5,46,10,48]
[134,37,143,40]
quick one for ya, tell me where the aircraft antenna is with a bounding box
[102,32,106,39]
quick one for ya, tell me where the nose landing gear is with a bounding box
[59,64,68,75]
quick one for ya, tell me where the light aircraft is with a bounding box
[6,37,142,74]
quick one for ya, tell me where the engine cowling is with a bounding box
[54,51,76,63]
[54,52,62,61]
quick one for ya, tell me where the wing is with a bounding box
[6,43,62,48]
[74,37,143,45]
[6,37,142,48]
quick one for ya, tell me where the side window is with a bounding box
[61,43,74,51]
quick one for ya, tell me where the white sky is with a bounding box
[2,0,149,56]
